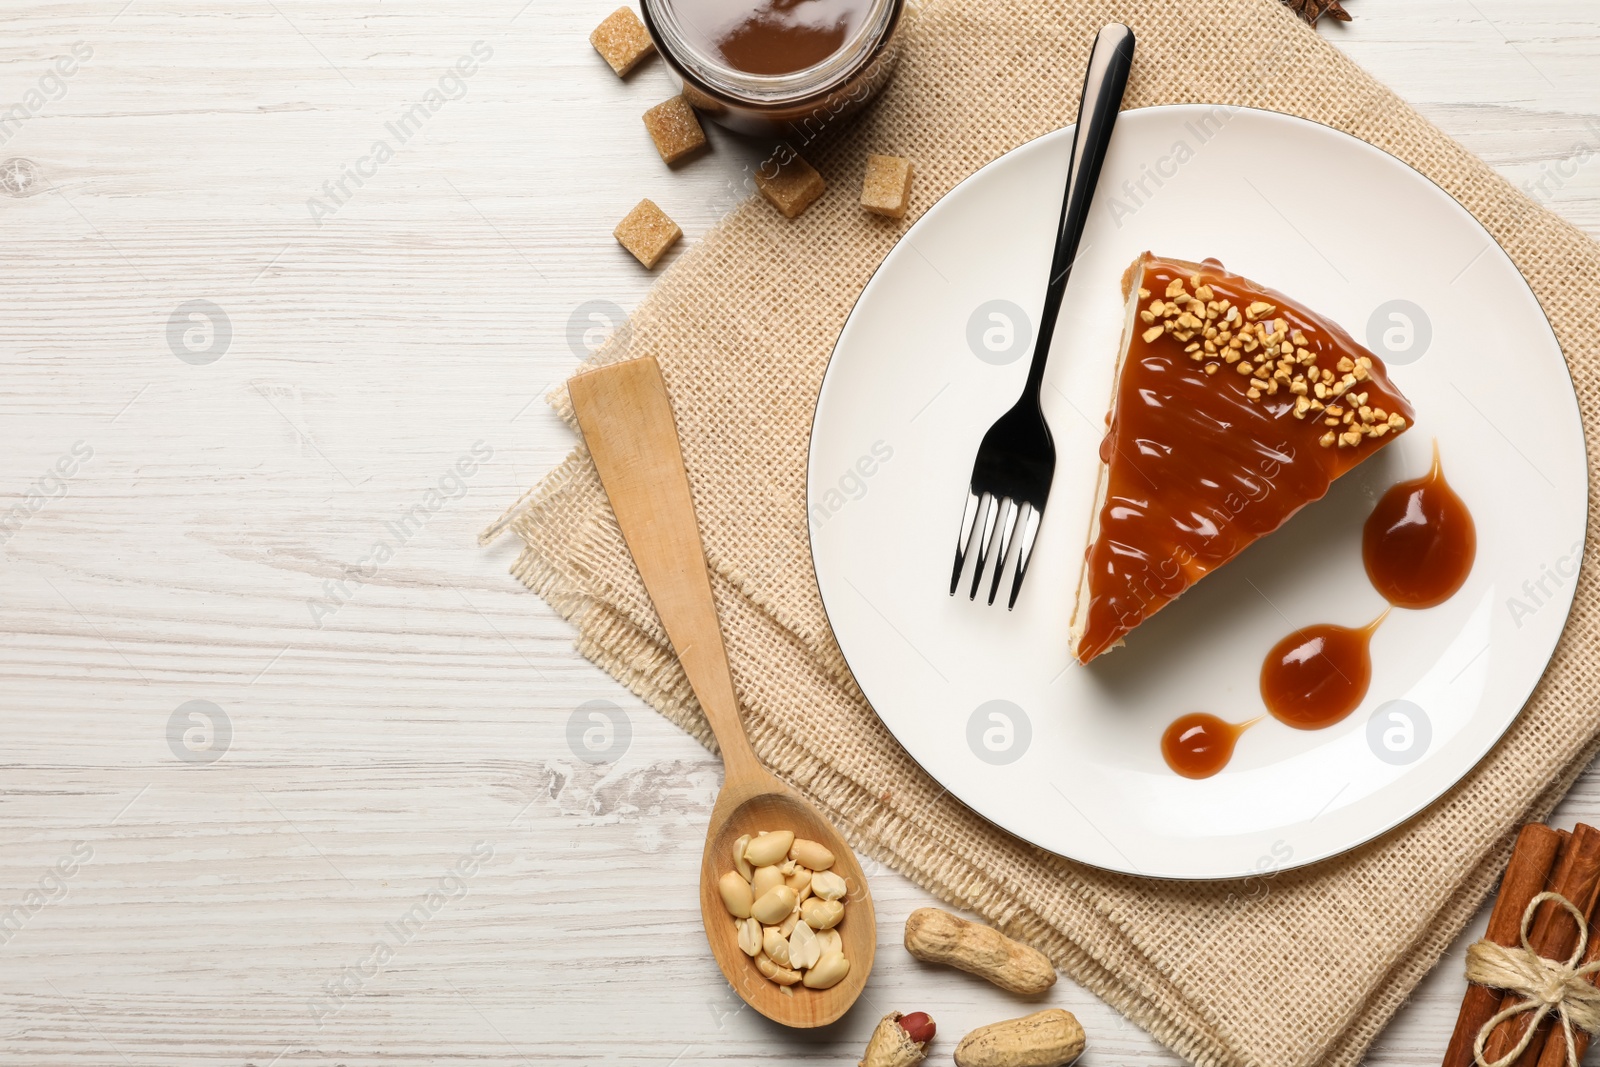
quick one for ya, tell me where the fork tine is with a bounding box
[949,489,982,595]
[1006,503,1042,610]
[967,493,1002,600]
[985,499,1021,605]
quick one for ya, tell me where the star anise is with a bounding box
[1283,0,1353,25]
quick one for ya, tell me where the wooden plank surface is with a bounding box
[2,2,1598,1063]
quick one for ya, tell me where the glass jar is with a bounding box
[640,0,905,138]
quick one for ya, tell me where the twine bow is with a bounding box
[1467,892,1600,1067]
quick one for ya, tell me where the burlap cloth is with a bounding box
[493,1,1600,1063]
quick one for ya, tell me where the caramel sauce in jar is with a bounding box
[671,0,865,75]
[642,0,902,136]
[1362,441,1475,609]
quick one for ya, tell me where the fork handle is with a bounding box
[1024,23,1136,398]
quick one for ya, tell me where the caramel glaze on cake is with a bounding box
[1069,254,1416,665]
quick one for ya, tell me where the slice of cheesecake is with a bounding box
[1068,253,1416,665]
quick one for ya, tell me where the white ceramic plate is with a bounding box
[808,105,1587,879]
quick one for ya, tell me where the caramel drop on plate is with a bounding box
[1363,440,1476,609]
[1161,712,1260,779]
[1260,609,1388,730]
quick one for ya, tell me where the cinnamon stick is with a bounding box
[1444,824,1567,1067]
[1535,871,1600,1067]
[1482,823,1600,1067]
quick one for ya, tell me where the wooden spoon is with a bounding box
[569,355,876,1028]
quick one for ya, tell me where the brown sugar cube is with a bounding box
[614,198,681,268]
[753,153,826,219]
[590,7,655,77]
[643,95,708,165]
[860,154,914,219]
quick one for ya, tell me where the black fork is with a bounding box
[949,23,1136,608]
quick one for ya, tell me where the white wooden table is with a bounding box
[2,3,1598,1064]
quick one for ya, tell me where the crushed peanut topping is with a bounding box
[1134,273,1404,448]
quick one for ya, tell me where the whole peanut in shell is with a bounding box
[952,1009,1084,1067]
[903,907,1056,995]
